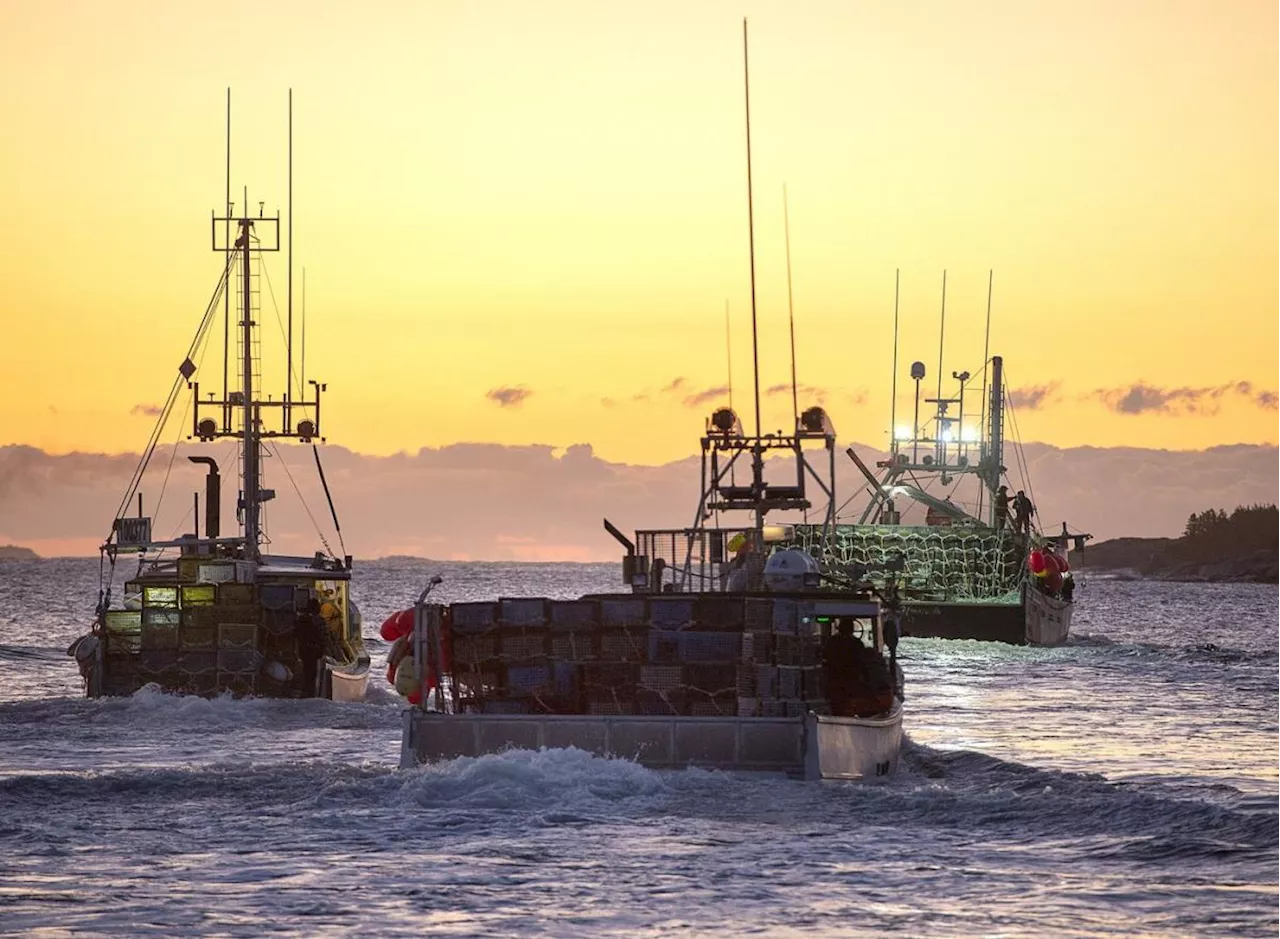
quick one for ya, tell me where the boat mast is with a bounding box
[889,268,900,451]
[223,88,231,435]
[977,268,994,520]
[194,93,323,562]
[783,183,799,431]
[742,17,764,531]
[237,212,261,558]
[286,87,294,435]
[987,354,1005,526]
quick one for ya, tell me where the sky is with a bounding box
[0,2,1276,471]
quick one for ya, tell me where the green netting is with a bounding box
[783,524,1026,602]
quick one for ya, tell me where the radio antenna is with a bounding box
[783,183,799,429]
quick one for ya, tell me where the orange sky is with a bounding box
[1,0,1276,466]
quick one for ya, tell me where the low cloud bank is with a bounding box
[0,441,1275,560]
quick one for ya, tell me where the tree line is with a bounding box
[1175,504,1277,562]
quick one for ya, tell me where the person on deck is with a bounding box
[723,533,752,592]
[994,485,1011,530]
[1013,490,1035,535]
[294,598,326,698]
[823,621,894,718]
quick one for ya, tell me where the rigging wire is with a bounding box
[266,439,336,558]
[111,256,234,530]
[151,310,218,535]
[1001,369,1038,529]
[260,260,302,402]
[260,263,343,557]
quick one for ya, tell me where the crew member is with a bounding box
[1013,490,1035,535]
[994,485,1011,530]
[823,621,894,718]
[294,598,326,698]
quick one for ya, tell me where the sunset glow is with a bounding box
[1,0,1275,466]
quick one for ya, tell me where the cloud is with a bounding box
[1092,381,1276,416]
[600,397,617,409]
[765,382,823,398]
[485,386,533,409]
[130,403,163,417]
[662,377,686,394]
[682,385,731,409]
[1008,382,1062,411]
[4,441,1277,562]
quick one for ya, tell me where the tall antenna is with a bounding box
[977,268,994,515]
[935,269,948,405]
[742,17,762,442]
[978,268,994,428]
[724,298,734,411]
[783,183,799,429]
[301,267,307,394]
[889,267,900,443]
[223,88,231,432]
[287,88,294,433]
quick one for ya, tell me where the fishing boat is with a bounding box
[396,20,903,780]
[68,92,368,701]
[397,584,903,781]
[393,402,906,779]
[778,327,1092,646]
[613,346,1089,647]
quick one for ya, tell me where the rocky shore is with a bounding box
[1069,537,1277,584]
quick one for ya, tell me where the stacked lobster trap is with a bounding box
[439,594,833,718]
[98,581,308,697]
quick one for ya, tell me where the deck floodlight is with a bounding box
[894,425,912,441]
[709,407,743,436]
[799,405,835,436]
[910,361,926,380]
[196,418,217,441]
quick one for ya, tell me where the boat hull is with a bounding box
[1024,585,1073,646]
[400,703,903,781]
[900,600,1026,644]
[899,589,1073,646]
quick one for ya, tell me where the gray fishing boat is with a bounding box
[397,20,903,780]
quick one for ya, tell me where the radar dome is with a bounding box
[762,549,820,592]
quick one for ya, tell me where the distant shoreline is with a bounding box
[1070,536,1277,585]
[0,545,40,561]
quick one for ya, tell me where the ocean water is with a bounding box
[0,558,1275,938]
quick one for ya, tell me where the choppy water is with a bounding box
[0,558,1275,937]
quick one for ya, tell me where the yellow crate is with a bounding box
[181,584,217,606]
[142,586,179,608]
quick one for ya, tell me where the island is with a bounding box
[1069,504,1277,584]
[0,544,41,561]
